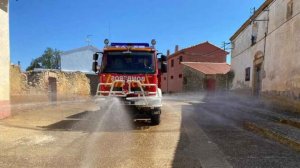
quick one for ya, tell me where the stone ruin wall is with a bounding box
[10,65,91,104]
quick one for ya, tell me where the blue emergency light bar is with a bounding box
[111,43,150,47]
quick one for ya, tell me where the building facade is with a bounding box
[0,0,10,119]
[60,46,100,74]
[230,0,300,110]
[182,62,231,92]
[161,42,228,93]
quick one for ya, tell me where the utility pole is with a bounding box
[222,41,231,51]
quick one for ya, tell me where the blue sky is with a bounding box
[10,0,264,70]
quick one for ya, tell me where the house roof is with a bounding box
[0,0,8,12]
[61,45,100,56]
[230,0,274,41]
[167,41,228,59]
[182,62,231,75]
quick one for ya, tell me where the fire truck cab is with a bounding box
[92,39,167,125]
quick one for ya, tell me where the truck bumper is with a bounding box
[95,89,162,108]
[125,96,162,108]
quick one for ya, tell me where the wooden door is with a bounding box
[254,65,262,96]
[206,78,216,91]
[48,77,57,102]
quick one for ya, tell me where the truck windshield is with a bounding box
[102,52,155,74]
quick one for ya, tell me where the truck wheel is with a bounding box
[151,114,160,125]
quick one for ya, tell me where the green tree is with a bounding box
[26,48,62,71]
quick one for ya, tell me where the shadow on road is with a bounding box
[42,109,152,132]
[170,93,208,168]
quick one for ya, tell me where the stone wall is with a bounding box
[263,0,300,99]
[10,65,91,104]
[262,90,300,113]
[216,75,229,90]
[183,66,229,92]
[10,65,29,95]
[182,66,205,92]
[56,72,91,96]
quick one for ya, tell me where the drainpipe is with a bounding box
[261,7,270,95]
[263,8,270,58]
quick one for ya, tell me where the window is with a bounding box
[103,52,155,74]
[171,59,174,67]
[179,74,182,78]
[251,35,257,46]
[251,22,258,46]
[170,76,174,79]
[287,0,293,20]
[179,56,183,64]
[245,67,251,81]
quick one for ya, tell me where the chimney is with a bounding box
[175,45,179,53]
[167,50,170,56]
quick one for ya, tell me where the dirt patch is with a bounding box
[16,135,56,146]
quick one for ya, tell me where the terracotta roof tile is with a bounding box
[167,41,228,59]
[182,62,231,75]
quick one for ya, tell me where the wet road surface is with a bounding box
[1,94,300,168]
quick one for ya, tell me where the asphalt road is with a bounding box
[1,94,300,168]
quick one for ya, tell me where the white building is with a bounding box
[230,0,300,103]
[0,0,10,119]
[60,46,101,74]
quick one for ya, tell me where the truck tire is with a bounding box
[151,114,160,125]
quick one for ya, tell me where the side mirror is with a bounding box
[160,55,167,73]
[92,62,98,73]
[93,53,99,61]
[161,55,167,62]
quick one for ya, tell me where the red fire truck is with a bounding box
[92,39,167,125]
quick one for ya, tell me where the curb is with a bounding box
[248,110,300,130]
[280,119,300,129]
[243,121,300,152]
